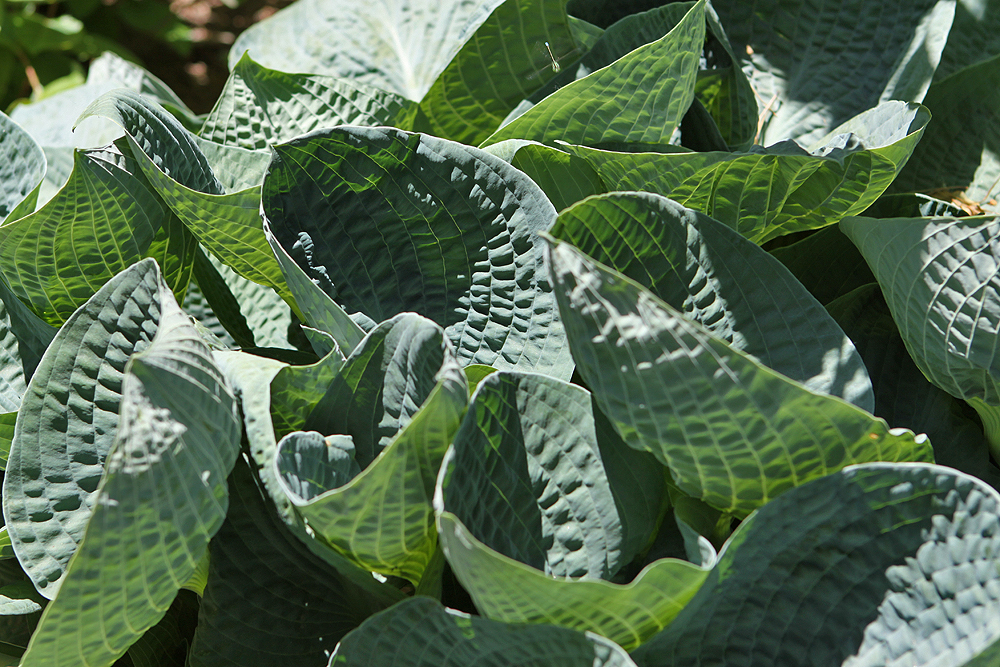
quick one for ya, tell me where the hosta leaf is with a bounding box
[0,143,169,325]
[80,89,299,309]
[188,455,401,667]
[768,224,875,305]
[841,214,1000,460]
[196,138,270,192]
[270,314,468,584]
[304,313,464,467]
[549,191,873,409]
[570,101,929,244]
[0,273,57,417]
[439,371,665,580]
[2,260,177,597]
[0,560,44,651]
[418,0,578,145]
[262,126,572,377]
[828,284,1000,489]
[436,512,706,652]
[891,53,1000,204]
[201,53,422,150]
[330,596,638,666]
[0,112,45,221]
[632,463,1000,667]
[507,142,606,212]
[229,0,496,100]
[215,350,405,604]
[17,261,242,666]
[547,240,933,517]
[482,0,704,147]
[124,590,199,667]
[712,0,954,145]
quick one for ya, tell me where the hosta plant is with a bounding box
[0,0,998,665]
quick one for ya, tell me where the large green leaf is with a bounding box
[549,192,873,410]
[201,53,422,150]
[2,260,179,597]
[892,53,1000,204]
[188,456,400,667]
[439,371,666,580]
[228,0,498,100]
[632,463,1000,667]
[841,214,1000,460]
[418,0,578,145]
[547,240,933,517]
[0,143,170,325]
[828,284,1000,489]
[935,0,1000,83]
[262,126,572,377]
[17,259,242,666]
[0,112,45,221]
[569,101,930,244]
[712,0,954,145]
[330,596,638,666]
[482,0,704,147]
[436,512,705,652]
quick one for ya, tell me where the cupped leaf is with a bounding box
[436,512,705,652]
[841,214,1000,460]
[569,101,929,244]
[188,455,401,667]
[263,126,572,377]
[201,53,422,150]
[547,240,933,517]
[330,596,638,666]
[712,0,954,145]
[270,313,469,584]
[0,112,45,221]
[17,261,242,667]
[418,0,578,145]
[482,0,704,148]
[827,284,1000,489]
[229,0,498,100]
[440,370,666,579]
[508,142,606,211]
[2,259,180,597]
[632,463,1000,667]
[549,191,873,409]
[0,142,170,325]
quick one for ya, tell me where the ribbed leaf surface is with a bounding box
[201,53,420,150]
[18,259,241,666]
[483,0,704,147]
[0,273,56,418]
[0,144,168,325]
[632,463,1000,667]
[331,596,638,666]
[3,260,170,597]
[419,0,577,145]
[547,240,933,517]
[549,192,873,409]
[841,214,1000,458]
[0,112,45,221]
[569,101,929,244]
[262,126,572,377]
